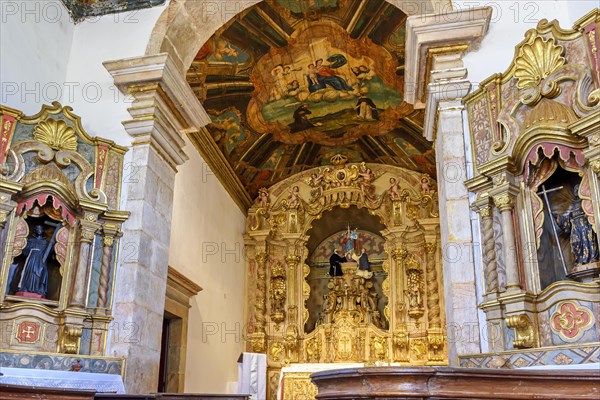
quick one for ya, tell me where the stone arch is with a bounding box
[145,0,452,73]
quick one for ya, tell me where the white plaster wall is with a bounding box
[0,0,74,114]
[169,135,246,394]
[62,3,167,145]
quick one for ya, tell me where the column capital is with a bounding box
[492,192,516,212]
[104,53,211,169]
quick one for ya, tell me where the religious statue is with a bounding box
[352,247,373,279]
[358,166,376,200]
[257,187,270,208]
[307,171,325,200]
[287,185,301,209]
[388,177,402,201]
[16,224,59,298]
[329,249,346,276]
[556,185,599,267]
[342,226,358,258]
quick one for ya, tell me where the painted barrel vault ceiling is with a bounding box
[188,0,435,199]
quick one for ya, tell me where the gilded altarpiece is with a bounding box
[463,11,600,367]
[0,102,129,374]
[244,155,446,399]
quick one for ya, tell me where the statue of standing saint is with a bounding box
[556,185,599,267]
[16,224,58,298]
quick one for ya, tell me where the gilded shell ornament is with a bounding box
[33,119,78,151]
[515,36,565,90]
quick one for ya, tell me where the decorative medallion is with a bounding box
[551,301,594,341]
[16,321,41,344]
[33,119,78,151]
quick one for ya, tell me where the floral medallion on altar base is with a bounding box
[464,9,600,365]
[244,153,446,399]
[0,102,129,375]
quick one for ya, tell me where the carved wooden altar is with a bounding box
[0,102,129,370]
[243,155,446,399]
[463,10,600,361]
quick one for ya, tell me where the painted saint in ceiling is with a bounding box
[188,0,435,198]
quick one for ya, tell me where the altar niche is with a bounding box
[305,206,389,333]
[528,157,598,289]
[0,102,129,361]
[464,12,600,356]
[6,213,63,302]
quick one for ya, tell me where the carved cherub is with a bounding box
[420,174,432,194]
[358,166,375,199]
[306,171,325,200]
[287,185,301,209]
[257,187,270,208]
[388,177,402,201]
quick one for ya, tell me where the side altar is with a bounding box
[461,11,600,368]
[0,103,130,390]
[243,155,445,400]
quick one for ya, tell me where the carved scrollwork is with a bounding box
[270,261,287,325]
[506,314,537,349]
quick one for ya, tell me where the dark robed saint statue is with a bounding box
[556,185,599,266]
[329,249,346,277]
[17,225,58,297]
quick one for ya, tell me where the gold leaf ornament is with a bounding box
[33,119,78,151]
[515,36,565,104]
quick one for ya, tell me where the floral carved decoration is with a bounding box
[551,301,594,341]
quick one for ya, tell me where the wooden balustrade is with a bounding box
[311,366,600,399]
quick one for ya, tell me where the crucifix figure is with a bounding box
[537,184,568,275]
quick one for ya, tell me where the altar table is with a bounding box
[0,367,125,393]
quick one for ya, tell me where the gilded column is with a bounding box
[70,219,98,308]
[285,254,300,325]
[477,203,499,294]
[253,251,268,352]
[493,193,520,290]
[391,248,408,329]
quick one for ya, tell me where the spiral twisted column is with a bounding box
[97,225,120,310]
[478,204,499,294]
[425,242,441,328]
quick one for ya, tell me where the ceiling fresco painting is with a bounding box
[187,0,434,198]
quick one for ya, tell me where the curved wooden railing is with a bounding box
[311,366,600,399]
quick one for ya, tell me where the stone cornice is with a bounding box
[405,6,492,108]
[104,53,215,169]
